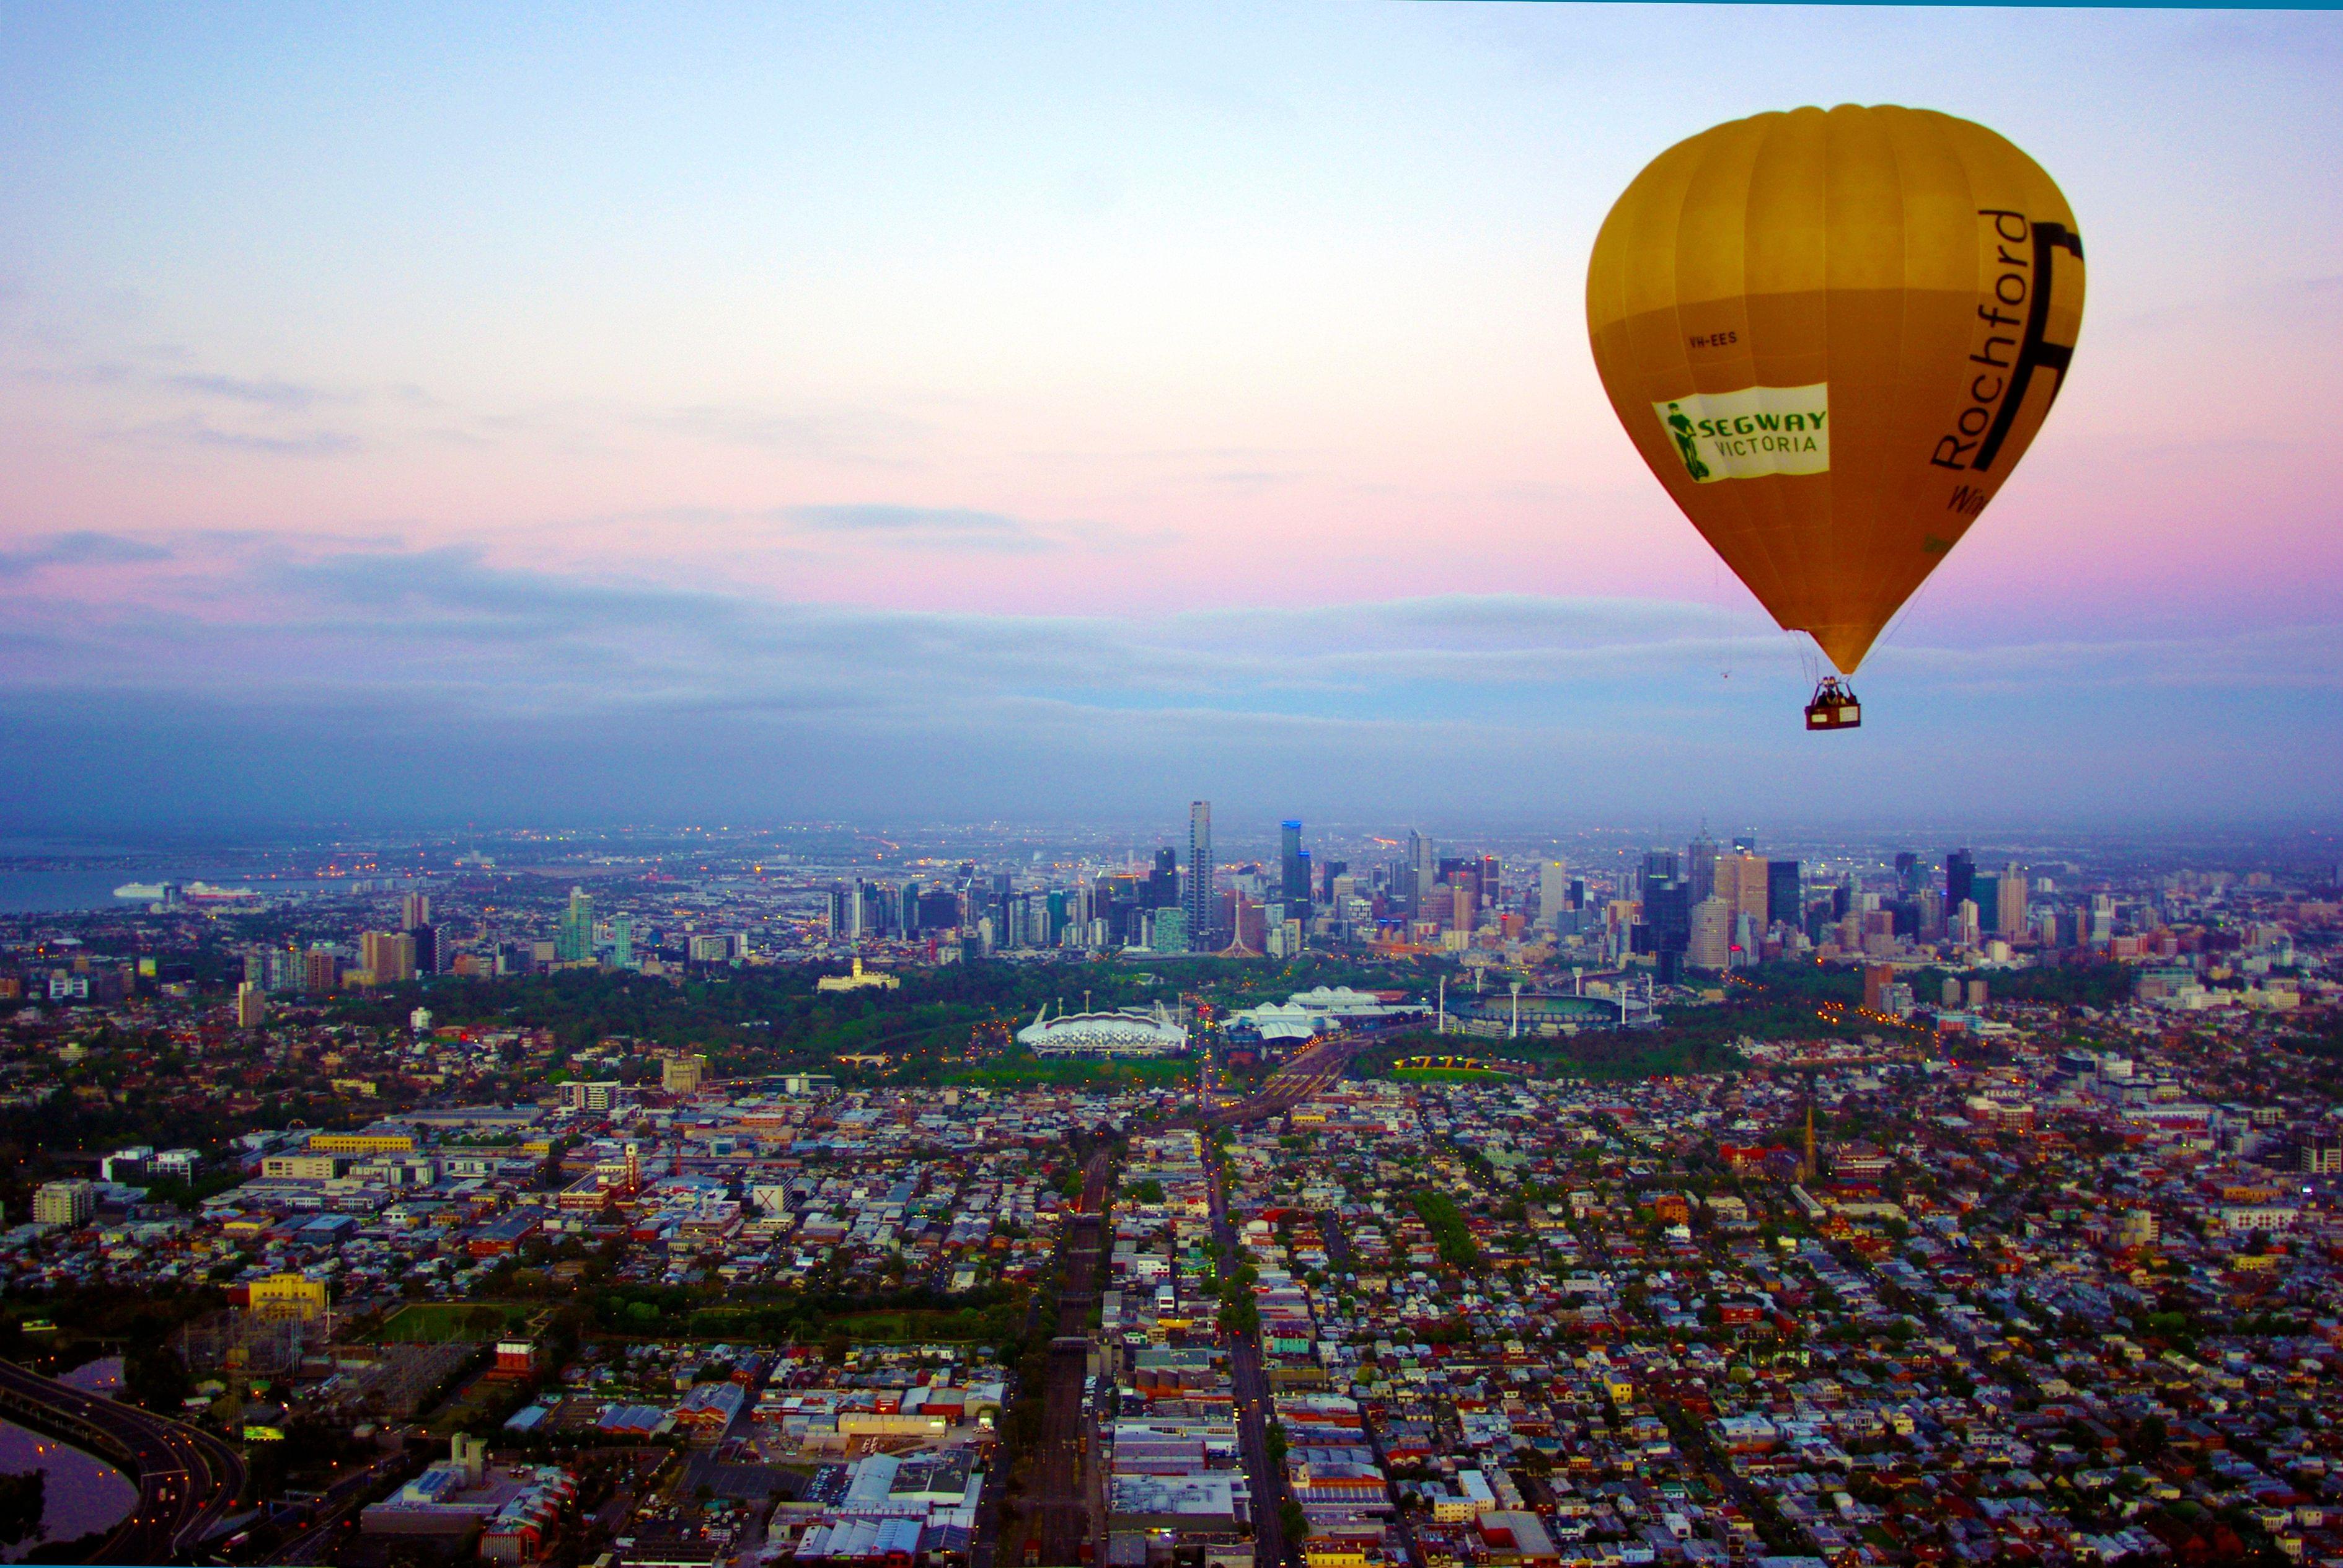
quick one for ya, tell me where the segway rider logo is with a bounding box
[1664,402,1711,481]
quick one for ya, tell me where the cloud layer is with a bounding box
[1,534,2334,830]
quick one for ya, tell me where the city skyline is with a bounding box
[3,5,2340,829]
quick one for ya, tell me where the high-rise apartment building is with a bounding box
[361,930,418,984]
[1186,801,1214,946]
[402,892,431,930]
[1152,907,1189,954]
[556,886,594,962]
[236,980,267,1028]
[612,912,633,969]
[33,1180,95,1227]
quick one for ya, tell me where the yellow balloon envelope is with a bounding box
[1587,104,2085,676]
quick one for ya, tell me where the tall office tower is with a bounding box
[408,923,438,976]
[556,886,594,962]
[403,892,431,930]
[1477,855,1501,910]
[1147,847,1179,910]
[1952,899,1982,947]
[1688,896,1732,970]
[1971,875,2001,933]
[1894,852,1922,894]
[1998,864,2029,938]
[1713,853,1768,929]
[1403,830,1437,918]
[1538,860,1571,927]
[1767,860,1802,927]
[1687,830,1719,903]
[612,912,633,969]
[1641,877,1692,956]
[1640,849,1680,898]
[1318,858,1348,899]
[899,881,921,936]
[1915,888,1947,939]
[1281,821,1309,908]
[1186,801,1214,946]
[1946,850,1976,913]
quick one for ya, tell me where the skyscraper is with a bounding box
[1688,896,1732,970]
[612,912,633,970]
[1280,821,1309,909]
[1405,829,1437,918]
[1688,830,1719,904]
[1147,847,1179,910]
[1640,878,1691,957]
[1538,860,1571,927]
[1998,864,2029,938]
[556,886,594,962]
[1767,860,1802,927]
[1640,850,1680,898]
[403,892,431,930]
[1946,850,1976,913]
[1186,801,1214,947]
[1715,853,1768,929]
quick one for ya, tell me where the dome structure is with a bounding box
[1015,1000,1188,1058]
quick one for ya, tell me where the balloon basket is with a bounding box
[1804,678,1861,731]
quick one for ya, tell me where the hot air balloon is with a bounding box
[1586,105,2085,729]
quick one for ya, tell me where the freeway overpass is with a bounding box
[0,1357,245,1564]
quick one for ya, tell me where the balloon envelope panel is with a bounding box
[1587,105,2085,675]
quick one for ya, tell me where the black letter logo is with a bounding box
[1974,221,2082,472]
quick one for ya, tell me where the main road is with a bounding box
[0,1357,245,1563]
[1208,1146,1294,1568]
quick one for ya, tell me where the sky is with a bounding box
[1,3,2339,834]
